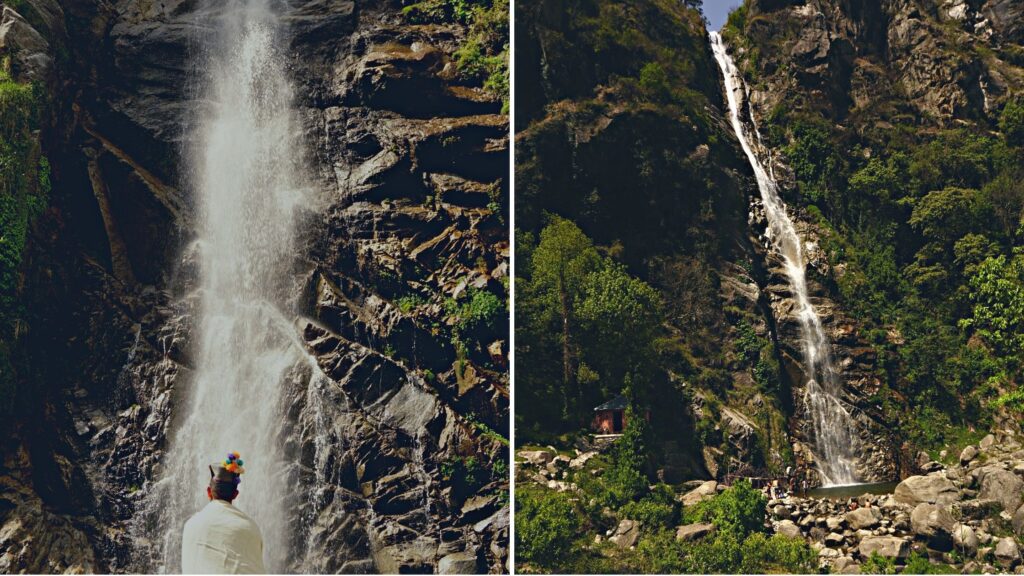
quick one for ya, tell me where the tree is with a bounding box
[909,187,984,247]
[1000,97,1024,148]
[530,216,601,420]
[961,253,1024,360]
[577,264,661,404]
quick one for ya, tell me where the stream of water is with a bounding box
[134,1,310,571]
[709,32,859,486]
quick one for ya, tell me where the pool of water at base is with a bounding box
[806,481,899,500]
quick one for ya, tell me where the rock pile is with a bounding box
[769,431,1024,573]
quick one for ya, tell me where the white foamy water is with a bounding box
[134,1,310,570]
[709,32,859,486]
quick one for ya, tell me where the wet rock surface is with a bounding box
[0,0,508,572]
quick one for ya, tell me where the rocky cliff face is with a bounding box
[728,0,1024,122]
[0,0,508,573]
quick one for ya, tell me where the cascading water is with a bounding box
[134,0,311,570]
[709,32,859,486]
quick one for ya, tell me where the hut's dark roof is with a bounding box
[594,394,627,412]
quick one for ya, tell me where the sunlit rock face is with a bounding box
[0,0,508,572]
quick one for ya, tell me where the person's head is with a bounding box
[207,452,245,503]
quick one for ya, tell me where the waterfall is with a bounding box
[134,0,312,570]
[709,32,859,486]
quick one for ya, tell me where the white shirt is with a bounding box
[181,499,266,574]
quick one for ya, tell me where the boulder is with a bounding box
[951,523,979,557]
[826,516,844,531]
[675,523,716,542]
[858,535,910,560]
[980,434,996,451]
[569,451,597,470]
[680,480,718,507]
[959,498,1004,521]
[773,504,791,520]
[995,537,1021,567]
[845,507,881,530]
[979,469,1024,513]
[517,450,553,466]
[894,475,959,506]
[1014,504,1024,538]
[609,519,640,549]
[776,519,803,539]
[825,532,845,547]
[910,503,955,550]
[960,445,979,465]
[438,552,478,574]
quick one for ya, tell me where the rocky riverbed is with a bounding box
[517,427,1024,573]
[763,430,1024,573]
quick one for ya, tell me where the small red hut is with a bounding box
[592,395,629,435]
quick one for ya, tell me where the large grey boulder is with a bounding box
[894,475,959,506]
[438,552,478,574]
[952,523,979,557]
[1013,504,1024,538]
[995,537,1021,567]
[858,535,910,559]
[675,523,715,542]
[980,434,997,451]
[609,519,640,549]
[911,503,955,550]
[517,450,553,466]
[979,469,1024,513]
[776,519,803,539]
[680,480,718,507]
[960,445,979,465]
[845,507,881,530]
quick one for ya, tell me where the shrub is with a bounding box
[682,478,767,538]
[515,488,578,567]
[861,552,896,574]
[740,533,817,573]
[620,484,679,529]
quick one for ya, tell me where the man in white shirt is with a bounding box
[181,453,266,574]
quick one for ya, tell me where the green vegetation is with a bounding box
[514,487,577,568]
[0,64,45,417]
[861,552,897,574]
[401,0,509,112]
[516,216,661,434]
[759,91,1024,449]
[517,470,816,573]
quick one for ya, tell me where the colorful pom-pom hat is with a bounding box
[209,451,246,485]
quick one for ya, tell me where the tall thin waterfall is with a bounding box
[135,0,310,570]
[709,32,859,486]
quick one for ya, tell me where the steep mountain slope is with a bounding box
[0,0,508,572]
[515,0,901,487]
[724,0,1024,456]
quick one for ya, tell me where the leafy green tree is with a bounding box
[909,187,984,247]
[577,264,661,404]
[529,216,601,420]
[1000,97,1024,148]
[961,253,1024,359]
[597,405,650,506]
